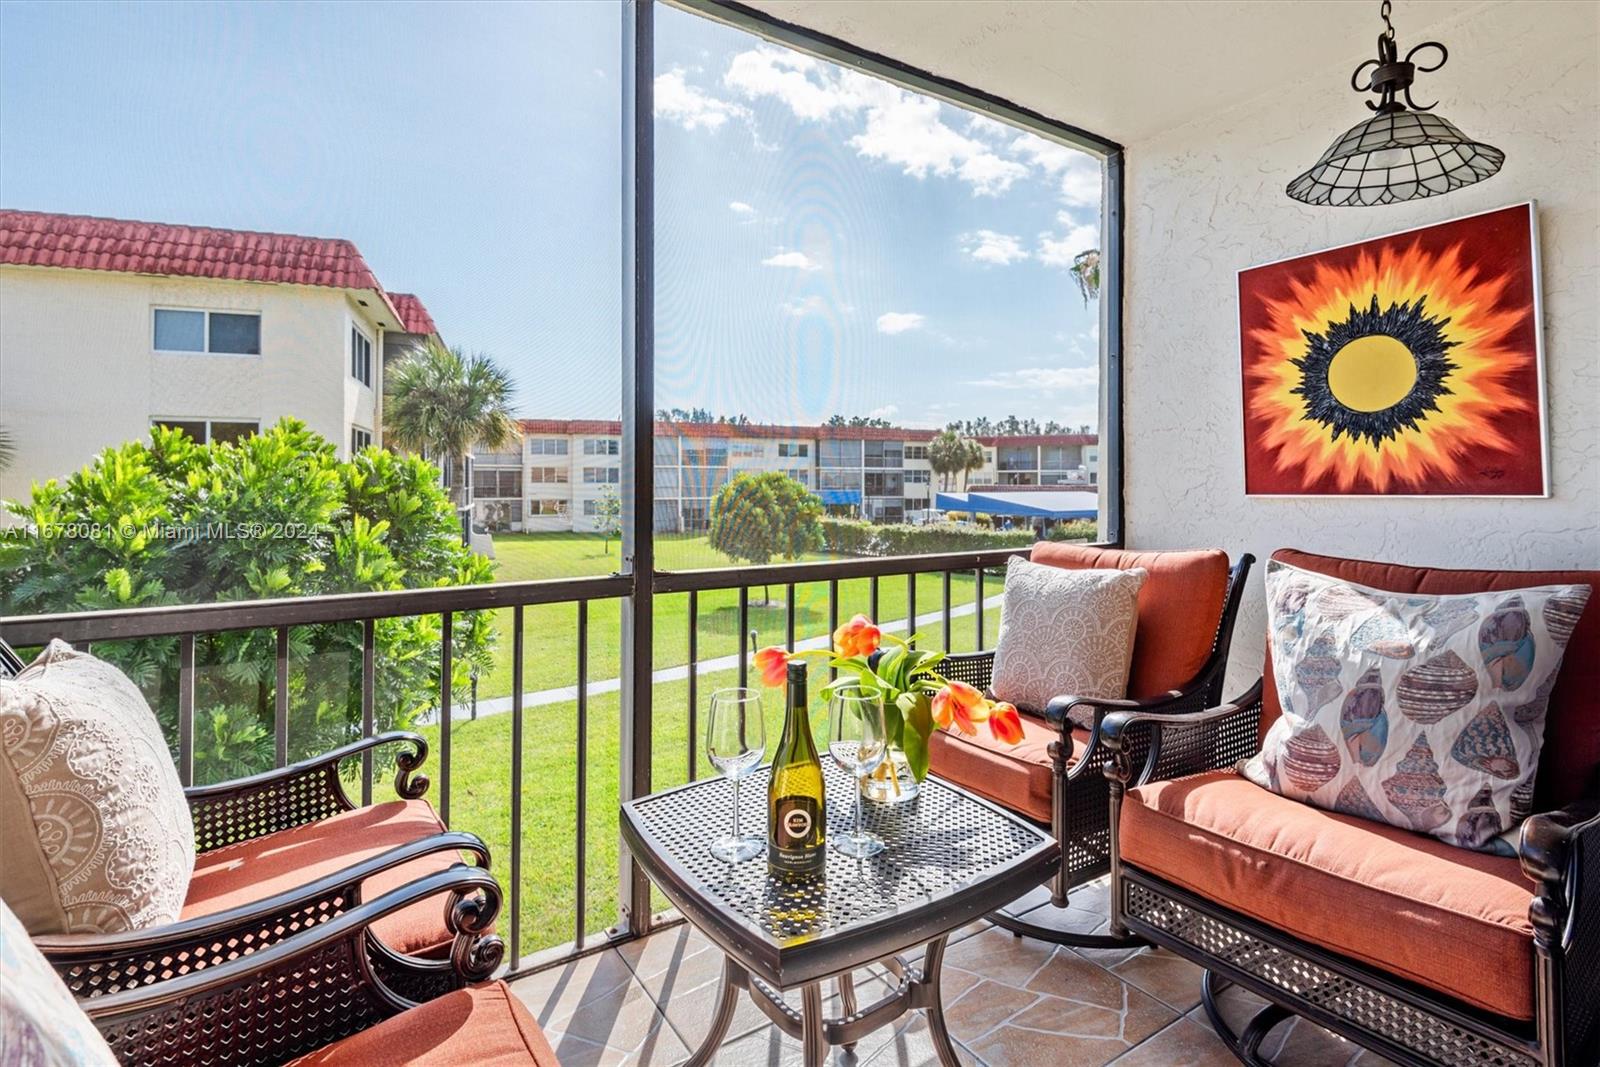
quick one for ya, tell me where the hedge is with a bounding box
[820,517,1064,556]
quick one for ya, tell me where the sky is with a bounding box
[0,1,1104,430]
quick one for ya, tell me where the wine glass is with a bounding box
[706,687,766,863]
[828,684,888,858]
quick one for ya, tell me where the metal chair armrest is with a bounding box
[185,730,430,803]
[1100,678,1265,786]
[1519,797,1600,1064]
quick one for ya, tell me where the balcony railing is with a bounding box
[0,545,1028,976]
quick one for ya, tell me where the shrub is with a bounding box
[0,419,494,783]
[1047,519,1099,542]
[819,517,1034,556]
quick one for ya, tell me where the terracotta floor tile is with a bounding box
[540,1030,632,1067]
[1108,949,1206,1012]
[862,1015,979,1067]
[943,927,1057,988]
[510,949,639,1027]
[1009,984,1175,1046]
[1108,1016,1239,1067]
[707,1027,805,1067]
[942,978,1038,1040]
[1022,947,1130,1010]
[967,1022,1129,1067]
[545,975,678,1054]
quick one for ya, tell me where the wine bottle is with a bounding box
[769,659,826,878]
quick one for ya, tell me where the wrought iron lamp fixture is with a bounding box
[1287,0,1504,206]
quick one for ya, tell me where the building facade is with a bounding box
[473,419,1099,533]
[0,211,438,509]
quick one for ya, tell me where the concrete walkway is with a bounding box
[445,593,1004,720]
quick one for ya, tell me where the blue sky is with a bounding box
[0,1,1103,429]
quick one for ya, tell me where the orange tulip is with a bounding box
[987,701,1024,745]
[932,680,984,736]
[832,613,882,658]
[753,646,789,688]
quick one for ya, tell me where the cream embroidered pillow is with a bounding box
[0,640,195,934]
[1241,561,1591,852]
[990,557,1147,724]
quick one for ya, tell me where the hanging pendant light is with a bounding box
[1288,0,1504,206]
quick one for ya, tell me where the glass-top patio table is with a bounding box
[620,761,1060,1067]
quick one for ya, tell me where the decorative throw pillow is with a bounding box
[1241,561,1591,852]
[0,896,118,1065]
[0,640,195,934]
[990,557,1147,726]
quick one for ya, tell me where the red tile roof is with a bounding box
[388,292,438,337]
[518,418,1096,446]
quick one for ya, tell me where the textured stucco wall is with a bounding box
[1121,0,1599,690]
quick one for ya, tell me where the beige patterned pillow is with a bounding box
[990,558,1147,724]
[0,640,195,934]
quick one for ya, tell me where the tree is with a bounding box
[0,419,495,783]
[596,487,622,554]
[708,472,822,603]
[0,424,13,474]
[960,438,986,490]
[384,341,520,506]
[928,430,965,491]
[1070,249,1101,305]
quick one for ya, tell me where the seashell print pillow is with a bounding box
[1241,561,1591,853]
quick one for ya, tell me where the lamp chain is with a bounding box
[1380,0,1396,40]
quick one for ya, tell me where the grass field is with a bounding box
[421,531,1008,957]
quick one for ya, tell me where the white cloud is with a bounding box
[762,249,821,271]
[723,47,879,120]
[1010,134,1102,208]
[876,311,925,335]
[961,230,1028,266]
[654,69,749,131]
[965,114,1012,140]
[966,366,1099,390]
[728,201,755,216]
[782,295,826,316]
[869,404,899,420]
[1038,211,1101,268]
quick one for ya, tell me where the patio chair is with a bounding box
[1101,548,1600,1067]
[0,636,499,1005]
[4,865,554,1067]
[930,542,1253,947]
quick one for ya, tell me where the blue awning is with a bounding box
[937,490,1096,521]
[819,489,861,506]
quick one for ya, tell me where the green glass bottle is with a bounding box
[768,659,826,878]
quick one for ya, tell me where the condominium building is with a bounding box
[0,210,440,508]
[473,419,1099,533]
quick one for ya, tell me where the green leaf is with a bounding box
[898,691,933,781]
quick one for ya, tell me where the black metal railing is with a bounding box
[0,546,1029,975]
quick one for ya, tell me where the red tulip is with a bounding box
[753,646,789,688]
[932,680,984,736]
[987,701,1024,746]
[832,614,882,658]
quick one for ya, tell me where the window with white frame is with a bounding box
[350,325,373,386]
[582,498,599,516]
[529,438,569,456]
[529,466,568,484]
[152,418,259,445]
[351,427,372,453]
[777,442,809,458]
[583,438,619,456]
[583,466,620,484]
[153,309,261,355]
[904,444,929,461]
[527,499,567,517]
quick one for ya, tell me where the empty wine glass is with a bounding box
[706,687,766,862]
[828,685,887,858]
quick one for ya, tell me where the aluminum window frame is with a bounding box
[151,306,263,357]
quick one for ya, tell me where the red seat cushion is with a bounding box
[929,714,1088,823]
[1262,549,1599,810]
[287,981,559,1066]
[1122,770,1535,1020]
[183,800,462,958]
[1028,543,1231,698]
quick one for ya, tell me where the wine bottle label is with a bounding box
[769,795,824,875]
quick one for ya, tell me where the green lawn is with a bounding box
[421,531,1008,959]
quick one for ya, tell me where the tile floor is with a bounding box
[508,878,1401,1066]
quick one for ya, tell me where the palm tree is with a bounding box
[0,424,14,475]
[384,341,520,506]
[928,429,965,491]
[959,438,986,490]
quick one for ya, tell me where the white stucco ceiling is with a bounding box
[738,0,1496,146]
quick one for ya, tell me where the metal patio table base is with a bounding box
[683,940,962,1067]
[621,763,1060,1067]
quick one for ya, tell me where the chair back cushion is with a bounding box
[990,557,1146,716]
[0,640,195,934]
[0,896,118,1064]
[1262,549,1600,810]
[1027,543,1231,699]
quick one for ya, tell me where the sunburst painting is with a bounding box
[1240,203,1547,497]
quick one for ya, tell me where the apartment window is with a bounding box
[865,471,903,496]
[864,441,903,468]
[351,427,372,453]
[681,446,728,467]
[653,436,679,463]
[152,418,259,445]
[583,467,620,484]
[655,467,681,495]
[818,439,862,468]
[583,438,619,456]
[904,445,928,461]
[1000,472,1038,486]
[473,468,522,498]
[527,499,567,517]
[153,309,261,355]
[905,469,930,484]
[777,442,809,458]
[582,498,599,516]
[1041,445,1079,469]
[529,466,568,484]
[350,325,373,386]
[783,468,810,487]
[818,469,862,492]
[529,438,568,456]
[998,446,1038,471]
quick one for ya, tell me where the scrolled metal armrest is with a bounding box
[80,864,505,1025]
[184,730,431,803]
[1098,678,1265,780]
[1520,798,1600,939]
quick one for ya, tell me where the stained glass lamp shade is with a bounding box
[1288,110,1505,207]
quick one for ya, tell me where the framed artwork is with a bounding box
[1239,202,1547,497]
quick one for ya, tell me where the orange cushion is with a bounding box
[1262,548,1600,809]
[183,800,462,958]
[929,713,1087,823]
[1028,543,1231,699]
[287,981,559,1066]
[1122,770,1535,1020]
